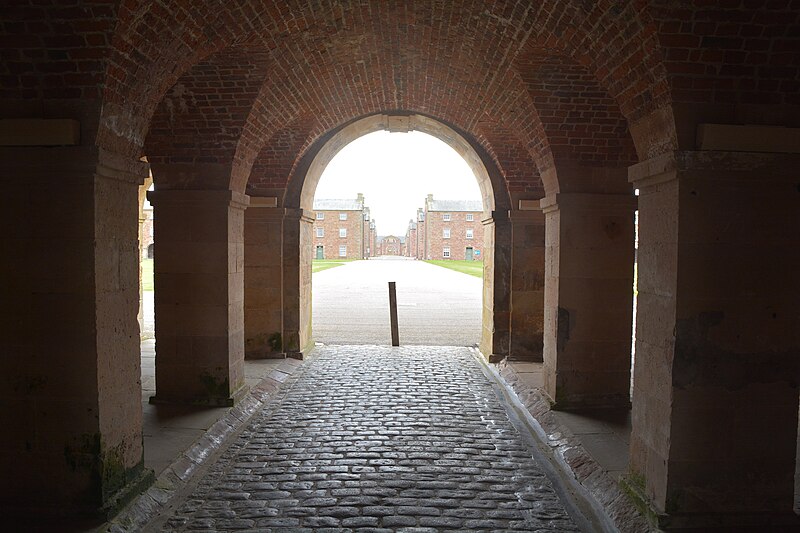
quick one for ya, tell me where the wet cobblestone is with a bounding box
[153,346,581,532]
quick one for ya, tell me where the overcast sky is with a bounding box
[314,131,482,236]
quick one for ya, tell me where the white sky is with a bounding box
[314,131,482,236]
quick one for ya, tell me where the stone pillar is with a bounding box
[0,146,150,517]
[282,208,314,358]
[541,192,637,409]
[627,150,800,529]
[138,211,146,336]
[509,208,546,361]
[147,189,249,406]
[244,199,284,358]
[480,210,511,362]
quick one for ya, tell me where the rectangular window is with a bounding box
[442,213,451,221]
[316,212,324,220]
[443,247,451,258]
[316,227,324,238]
[443,228,450,239]
[339,245,347,257]
[339,212,347,220]
[466,213,474,221]
[466,229,473,239]
[339,228,347,238]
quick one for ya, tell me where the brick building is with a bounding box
[411,195,483,261]
[141,200,154,259]
[404,220,418,258]
[377,235,403,256]
[367,220,377,259]
[312,194,373,259]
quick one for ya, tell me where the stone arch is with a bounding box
[288,113,510,213]
[278,112,512,360]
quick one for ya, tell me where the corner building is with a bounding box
[312,195,372,259]
[419,195,484,261]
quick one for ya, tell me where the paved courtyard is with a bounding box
[312,258,482,346]
[147,345,587,532]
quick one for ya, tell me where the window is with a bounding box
[339,212,347,220]
[443,228,450,239]
[339,228,347,238]
[466,229,473,239]
[442,213,451,221]
[443,247,451,258]
[339,245,347,257]
[316,227,324,238]
[466,213,474,222]
[316,212,324,220]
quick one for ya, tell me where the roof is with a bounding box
[427,199,483,212]
[313,198,363,211]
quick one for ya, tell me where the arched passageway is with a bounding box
[2,2,799,530]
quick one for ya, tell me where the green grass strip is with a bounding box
[424,260,484,278]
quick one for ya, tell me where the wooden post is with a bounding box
[388,281,399,346]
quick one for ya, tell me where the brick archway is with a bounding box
[279,112,512,359]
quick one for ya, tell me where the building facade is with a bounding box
[312,194,373,259]
[411,195,484,261]
[404,220,418,258]
[378,235,403,256]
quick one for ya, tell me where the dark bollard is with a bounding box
[388,281,399,346]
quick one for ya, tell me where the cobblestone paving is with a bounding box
[154,346,582,532]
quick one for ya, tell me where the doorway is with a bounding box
[316,245,324,259]
[465,247,474,261]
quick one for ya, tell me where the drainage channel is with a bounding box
[471,348,618,533]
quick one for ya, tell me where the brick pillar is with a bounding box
[509,208,546,361]
[627,151,800,529]
[148,189,249,406]
[480,210,511,362]
[282,208,314,358]
[541,192,637,409]
[1,146,150,517]
[244,200,284,358]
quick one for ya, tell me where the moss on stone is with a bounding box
[267,332,282,352]
[200,371,230,399]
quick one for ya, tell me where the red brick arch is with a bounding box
[99,1,683,197]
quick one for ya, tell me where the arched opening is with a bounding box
[284,113,512,360]
[309,129,486,346]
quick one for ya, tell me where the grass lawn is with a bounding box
[425,260,484,278]
[141,258,154,291]
[312,259,358,274]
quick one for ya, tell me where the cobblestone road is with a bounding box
[151,346,583,532]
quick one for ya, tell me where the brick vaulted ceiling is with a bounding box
[3,1,798,196]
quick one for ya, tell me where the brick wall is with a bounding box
[424,210,484,261]
[311,210,365,260]
[405,225,418,258]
